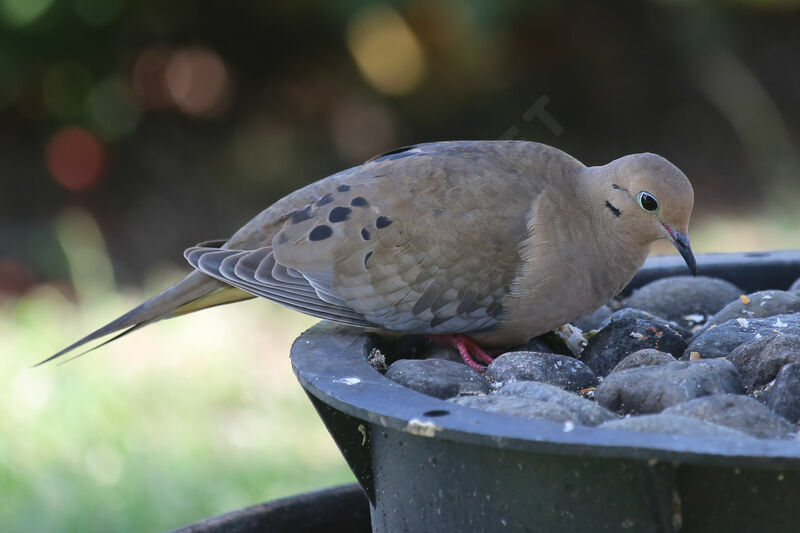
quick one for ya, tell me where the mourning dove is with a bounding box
[42,141,695,370]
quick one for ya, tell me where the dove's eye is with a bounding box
[637,191,659,212]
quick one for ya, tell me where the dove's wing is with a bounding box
[187,141,547,334]
[42,140,583,364]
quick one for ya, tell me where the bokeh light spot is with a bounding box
[346,5,426,96]
[0,0,54,26]
[132,46,172,110]
[231,117,297,183]
[165,47,231,117]
[0,259,36,298]
[72,0,126,26]
[42,61,92,120]
[330,98,397,163]
[88,76,141,140]
[46,127,105,191]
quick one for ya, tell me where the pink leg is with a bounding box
[428,334,495,372]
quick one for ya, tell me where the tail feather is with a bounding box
[38,271,251,366]
[54,323,147,366]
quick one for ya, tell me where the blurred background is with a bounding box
[2,0,800,531]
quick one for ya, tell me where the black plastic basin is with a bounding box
[290,251,800,533]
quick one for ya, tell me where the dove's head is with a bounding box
[599,152,696,275]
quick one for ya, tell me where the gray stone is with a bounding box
[697,290,800,334]
[515,336,558,354]
[572,305,613,331]
[594,359,743,414]
[624,276,742,330]
[485,351,597,392]
[495,381,616,426]
[600,414,753,439]
[599,308,690,337]
[421,343,464,364]
[450,394,576,424]
[385,358,490,399]
[767,363,800,423]
[684,314,800,360]
[728,334,800,391]
[662,394,794,439]
[581,317,687,378]
[610,349,677,373]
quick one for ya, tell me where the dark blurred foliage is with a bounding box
[1,0,800,291]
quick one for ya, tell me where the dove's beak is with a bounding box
[664,224,696,276]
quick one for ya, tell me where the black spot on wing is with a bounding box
[317,194,333,206]
[350,196,369,207]
[337,184,351,192]
[309,225,333,241]
[328,206,351,223]
[361,228,370,240]
[376,216,392,229]
[291,205,313,224]
[364,251,373,269]
[612,184,629,192]
[605,201,621,218]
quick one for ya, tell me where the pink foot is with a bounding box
[428,334,495,372]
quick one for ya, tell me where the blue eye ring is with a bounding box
[636,190,659,212]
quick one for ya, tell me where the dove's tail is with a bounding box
[37,270,253,366]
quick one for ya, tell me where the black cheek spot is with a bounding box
[317,194,333,206]
[376,216,392,229]
[290,205,313,224]
[328,206,352,223]
[309,225,333,241]
[364,251,373,269]
[361,228,370,240]
[336,184,351,192]
[605,201,621,218]
[350,196,369,207]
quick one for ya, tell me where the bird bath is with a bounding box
[290,251,800,532]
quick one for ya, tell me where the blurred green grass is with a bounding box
[1,280,354,532]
